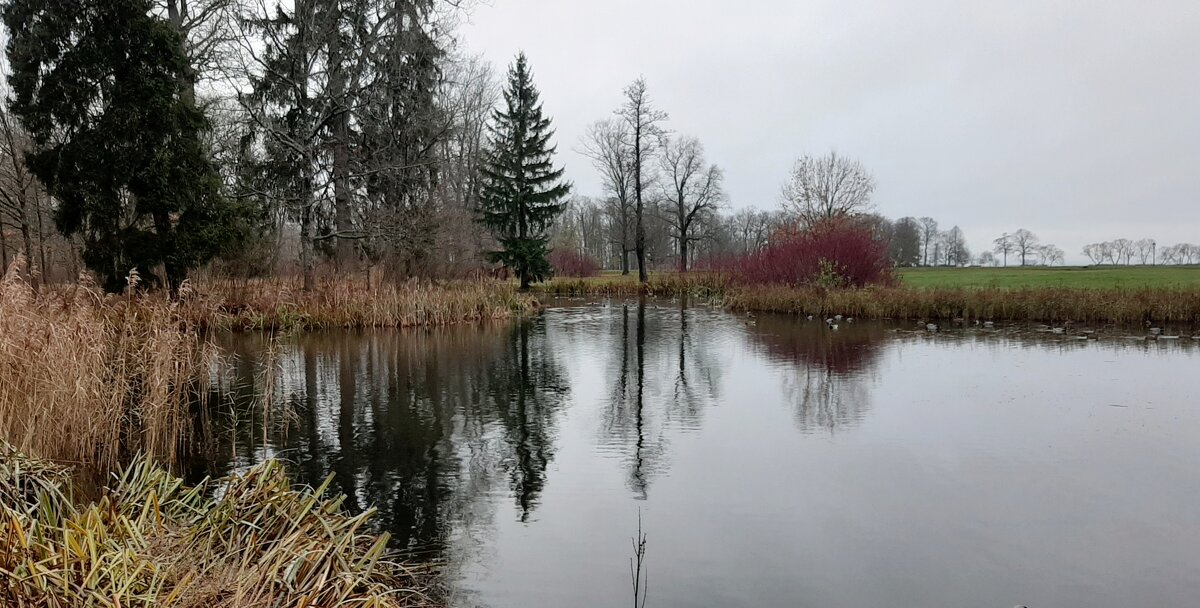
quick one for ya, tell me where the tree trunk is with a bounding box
[679,238,688,273]
[327,6,356,270]
[633,121,647,283]
[34,191,47,284]
[300,204,315,292]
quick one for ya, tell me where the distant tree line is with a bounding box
[1082,239,1200,265]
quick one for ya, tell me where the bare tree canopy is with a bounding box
[780,151,875,225]
[658,135,724,272]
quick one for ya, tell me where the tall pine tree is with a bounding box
[479,53,570,290]
[3,0,244,292]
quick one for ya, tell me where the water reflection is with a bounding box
[600,297,723,498]
[746,316,886,433]
[189,317,567,553]
[187,303,1200,608]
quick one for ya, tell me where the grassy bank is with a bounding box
[193,277,537,331]
[897,265,1200,289]
[723,285,1200,325]
[0,268,536,472]
[538,271,1200,325]
[1,269,527,607]
[0,444,438,607]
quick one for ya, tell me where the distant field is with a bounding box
[897,266,1200,289]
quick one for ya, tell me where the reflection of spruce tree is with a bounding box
[490,319,569,521]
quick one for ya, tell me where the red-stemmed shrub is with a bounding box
[731,218,896,288]
[549,248,600,277]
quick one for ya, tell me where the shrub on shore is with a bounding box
[548,249,601,278]
[729,218,896,288]
[0,443,440,608]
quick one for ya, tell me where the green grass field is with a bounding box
[897,266,1200,289]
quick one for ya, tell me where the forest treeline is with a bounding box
[0,0,1195,294]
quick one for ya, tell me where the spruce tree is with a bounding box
[479,53,570,290]
[2,0,244,293]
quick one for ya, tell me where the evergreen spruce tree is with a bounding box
[2,0,245,293]
[479,53,570,290]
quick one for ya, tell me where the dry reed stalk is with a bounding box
[0,259,211,471]
[189,277,537,331]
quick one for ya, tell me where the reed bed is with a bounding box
[535,273,729,298]
[194,277,538,331]
[723,285,1200,325]
[0,263,209,472]
[540,272,1200,325]
[0,443,440,608]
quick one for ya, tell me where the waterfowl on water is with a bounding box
[926,323,938,331]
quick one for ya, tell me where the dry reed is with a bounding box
[191,277,537,331]
[540,273,1200,325]
[0,442,440,607]
[0,260,210,472]
[723,285,1200,325]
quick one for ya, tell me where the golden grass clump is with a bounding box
[193,277,538,331]
[0,442,440,608]
[0,261,210,472]
[536,272,729,298]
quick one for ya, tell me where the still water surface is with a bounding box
[188,299,1200,608]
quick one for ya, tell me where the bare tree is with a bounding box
[780,151,875,226]
[617,78,668,283]
[941,226,970,266]
[0,98,44,284]
[1135,238,1157,265]
[919,217,939,266]
[1110,238,1135,265]
[579,118,635,274]
[1010,229,1039,266]
[992,233,1015,267]
[658,135,724,272]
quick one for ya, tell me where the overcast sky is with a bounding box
[459,0,1199,263]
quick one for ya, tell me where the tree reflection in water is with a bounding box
[744,316,886,433]
[601,297,721,499]
[189,318,568,556]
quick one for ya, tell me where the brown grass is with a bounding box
[723,285,1200,325]
[0,443,441,607]
[539,272,1200,325]
[190,277,538,331]
[0,263,209,472]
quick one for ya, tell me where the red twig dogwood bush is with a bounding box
[731,218,896,288]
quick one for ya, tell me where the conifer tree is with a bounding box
[479,53,570,290]
[2,0,244,293]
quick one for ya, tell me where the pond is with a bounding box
[186,298,1200,608]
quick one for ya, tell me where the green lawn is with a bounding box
[897,266,1200,289]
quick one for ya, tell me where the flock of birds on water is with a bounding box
[735,311,1200,342]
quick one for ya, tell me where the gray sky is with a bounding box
[459,0,1200,263]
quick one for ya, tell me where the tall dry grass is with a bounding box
[723,285,1200,325]
[0,443,440,607]
[0,261,209,472]
[193,277,538,330]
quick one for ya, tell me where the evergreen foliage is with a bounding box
[2,0,245,292]
[479,53,570,290]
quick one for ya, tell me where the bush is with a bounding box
[732,218,896,288]
[548,248,600,277]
